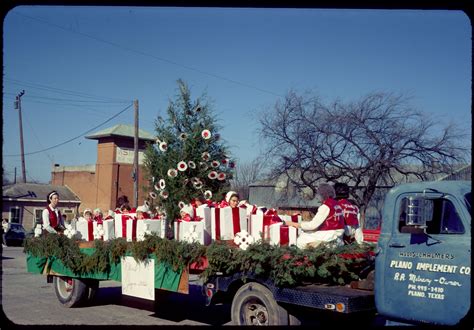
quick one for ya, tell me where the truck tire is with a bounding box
[53,276,89,308]
[231,282,289,325]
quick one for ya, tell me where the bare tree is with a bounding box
[259,91,470,225]
[230,158,267,200]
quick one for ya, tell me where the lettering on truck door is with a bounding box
[382,192,470,325]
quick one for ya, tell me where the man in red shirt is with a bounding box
[334,182,364,244]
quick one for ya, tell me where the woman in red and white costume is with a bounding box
[42,190,64,234]
[285,183,345,249]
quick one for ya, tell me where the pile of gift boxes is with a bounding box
[67,205,302,247]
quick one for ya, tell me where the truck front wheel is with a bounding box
[53,276,89,308]
[231,282,288,325]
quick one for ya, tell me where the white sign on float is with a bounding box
[121,256,155,300]
[116,147,145,165]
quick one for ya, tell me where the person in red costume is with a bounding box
[41,191,65,234]
[285,183,345,249]
[179,204,195,221]
[334,182,364,244]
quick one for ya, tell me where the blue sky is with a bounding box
[3,6,472,183]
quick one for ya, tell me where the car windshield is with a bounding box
[9,224,25,232]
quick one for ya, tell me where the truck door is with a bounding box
[376,192,471,325]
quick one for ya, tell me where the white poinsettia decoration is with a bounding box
[177,161,188,172]
[155,138,161,145]
[200,162,209,171]
[154,183,160,191]
[211,160,220,168]
[159,179,166,189]
[149,192,157,199]
[221,158,228,165]
[204,190,212,199]
[208,171,218,180]
[34,224,42,237]
[188,161,196,169]
[193,181,203,189]
[178,201,186,209]
[64,224,77,239]
[183,224,199,243]
[179,132,188,140]
[233,230,255,251]
[201,129,211,140]
[217,172,226,181]
[160,190,169,199]
[93,224,105,240]
[201,152,210,161]
[167,169,178,177]
[159,141,168,152]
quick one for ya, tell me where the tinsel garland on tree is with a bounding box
[24,235,375,287]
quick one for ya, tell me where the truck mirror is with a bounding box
[404,196,428,228]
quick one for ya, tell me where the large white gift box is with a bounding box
[195,205,212,223]
[114,213,135,238]
[210,206,248,241]
[136,219,166,241]
[269,222,298,246]
[93,219,115,241]
[279,214,303,236]
[174,218,211,245]
[248,212,284,241]
[75,220,94,241]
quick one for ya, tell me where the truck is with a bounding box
[25,180,471,326]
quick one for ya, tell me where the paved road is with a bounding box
[1,246,232,326]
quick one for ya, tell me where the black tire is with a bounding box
[231,282,289,325]
[53,276,89,308]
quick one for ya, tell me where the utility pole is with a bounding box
[15,90,26,183]
[133,99,139,208]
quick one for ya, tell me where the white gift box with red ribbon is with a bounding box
[269,222,298,246]
[114,213,136,239]
[76,220,94,241]
[248,213,283,241]
[210,206,248,241]
[174,218,211,245]
[93,220,115,241]
[136,219,166,241]
[278,214,303,236]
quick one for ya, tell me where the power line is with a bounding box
[5,77,131,102]
[13,12,284,98]
[4,102,134,157]
[4,92,129,103]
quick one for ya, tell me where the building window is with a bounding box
[34,209,43,225]
[63,209,73,221]
[10,207,21,224]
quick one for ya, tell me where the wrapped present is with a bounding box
[211,206,248,241]
[269,222,297,246]
[126,218,139,242]
[114,213,136,238]
[93,219,115,241]
[137,219,166,240]
[76,220,94,241]
[195,205,212,223]
[279,214,303,236]
[249,212,283,241]
[174,218,211,245]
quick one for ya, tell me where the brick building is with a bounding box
[51,124,155,215]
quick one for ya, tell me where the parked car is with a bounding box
[4,223,26,246]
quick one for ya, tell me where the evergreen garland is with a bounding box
[24,235,375,287]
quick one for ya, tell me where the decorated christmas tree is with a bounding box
[144,79,235,227]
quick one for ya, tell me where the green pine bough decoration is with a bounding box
[23,235,375,287]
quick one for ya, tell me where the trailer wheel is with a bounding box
[231,282,288,325]
[53,276,89,308]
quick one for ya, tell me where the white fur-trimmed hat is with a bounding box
[136,205,149,213]
[83,208,93,217]
[180,204,195,218]
[225,191,238,203]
